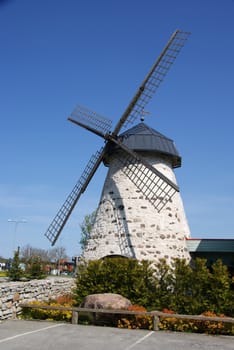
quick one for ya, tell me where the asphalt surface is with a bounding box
[0,320,233,350]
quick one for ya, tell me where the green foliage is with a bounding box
[21,297,73,322]
[167,258,212,314]
[7,251,46,281]
[0,271,7,277]
[73,257,155,308]
[20,293,234,335]
[73,257,234,317]
[79,211,96,251]
[25,256,46,280]
[207,259,234,315]
[7,250,24,281]
[159,311,234,335]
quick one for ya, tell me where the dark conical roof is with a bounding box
[118,122,181,168]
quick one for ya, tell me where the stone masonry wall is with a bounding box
[83,152,191,265]
[0,278,75,320]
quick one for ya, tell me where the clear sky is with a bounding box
[0,0,233,259]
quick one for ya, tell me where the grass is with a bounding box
[0,271,7,277]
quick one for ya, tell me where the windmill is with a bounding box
[45,29,191,264]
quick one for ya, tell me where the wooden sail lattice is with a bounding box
[114,30,190,133]
[45,147,104,245]
[44,29,190,246]
[70,105,112,135]
[117,152,178,212]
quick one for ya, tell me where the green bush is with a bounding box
[159,311,234,335]
[73,257,234,317]
[24,256,46,280]
[21,299,73,322]
[7,251,47,281]
[73,257,156,308]
[7,250,24,281]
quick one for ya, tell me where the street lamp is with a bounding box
[8,219,27,253]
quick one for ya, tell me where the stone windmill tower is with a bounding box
[83,122,190,264]
[44,30,191,265]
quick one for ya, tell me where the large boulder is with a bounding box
[80,293,131,310]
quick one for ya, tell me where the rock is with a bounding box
[80,293,131,310]
[80,293,132,327]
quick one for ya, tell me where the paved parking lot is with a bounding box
[0,319,233,350]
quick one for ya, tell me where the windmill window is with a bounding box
[118,205,124,210]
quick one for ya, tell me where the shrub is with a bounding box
[159,311,234,335]
[118,305,153,330]
[153,258,234,317]
[21,256,233,333]
[20,294,74,322]
[73,257,234,318]
[73,257,156,308]
[7,250,24,281]
[24,256,46,280]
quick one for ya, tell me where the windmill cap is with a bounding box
[118,122,181,168]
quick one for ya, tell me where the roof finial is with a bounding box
[141,110,150,123]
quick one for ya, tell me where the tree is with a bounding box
[188,258,211,314]
[73,257,234,317]
[48,246,68,263]
[79,210,96,251]
[7,250,24,281]
[168,258,193,314]
[73,257,156,307]
[153,258,173,310]
[20,245,50,262]
[25,256,46,280]
[207,259,234,315]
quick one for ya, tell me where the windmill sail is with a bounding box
[69,105,112,136]
[109,135,179,212]
[44,29,190,248]
[118,152,178,212]
[44,147,105,245]
[112,30,190,135]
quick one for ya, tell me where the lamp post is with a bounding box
[8,219,27,254]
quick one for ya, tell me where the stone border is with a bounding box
[0,277,75,320]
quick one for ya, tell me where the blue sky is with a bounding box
[0,0,233,259]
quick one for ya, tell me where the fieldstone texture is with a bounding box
[0,278,75,320]
[80,293,131,309]
[83,151,191,265]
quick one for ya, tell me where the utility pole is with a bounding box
[8,219,27,255]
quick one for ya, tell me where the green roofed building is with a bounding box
[186,238,234,273]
